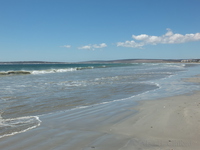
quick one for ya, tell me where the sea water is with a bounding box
[0,63,200,138]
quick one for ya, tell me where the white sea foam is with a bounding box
[0,116,41,139]
[31,68,77,74]
[164,63,186,68]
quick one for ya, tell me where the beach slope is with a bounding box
[0,77,200,150]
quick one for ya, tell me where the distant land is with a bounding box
[0,61,68,64]
[0,59,200,64]
[82,59,181,64]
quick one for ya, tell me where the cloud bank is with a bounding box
[78,43,107,50]
[117,29,200,48]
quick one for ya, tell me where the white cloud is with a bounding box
[60,45,71,48]
[165,28,173,36]
[93,43,107,49]
[78,45,92,50]
[78,43,107,50]
[117,29,200,48]
[117,40,144,48]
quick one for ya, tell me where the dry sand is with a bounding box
[0,77,200,150]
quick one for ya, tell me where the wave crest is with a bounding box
[0,66,100,76]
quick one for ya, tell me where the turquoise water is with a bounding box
[0,63,200,138]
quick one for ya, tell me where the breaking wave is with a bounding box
[0,66,101,76]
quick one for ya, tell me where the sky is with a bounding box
[0,0,200,62]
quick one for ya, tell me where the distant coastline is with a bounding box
[0,59,200,64]
[0,61,69,65]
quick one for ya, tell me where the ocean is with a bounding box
[0,63,200,139]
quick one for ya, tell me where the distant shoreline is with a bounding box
[0,61,69,64]
[1,59,200,64]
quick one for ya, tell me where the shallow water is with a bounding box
[0,63,200,138]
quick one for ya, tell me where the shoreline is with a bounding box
[0,76,200,149]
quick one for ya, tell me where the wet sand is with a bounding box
[1,77,200,150]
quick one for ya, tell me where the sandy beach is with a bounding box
[1,76,200,150]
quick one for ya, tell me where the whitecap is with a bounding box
[31,68,77,75]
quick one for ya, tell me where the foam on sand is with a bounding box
[0,116,41,138]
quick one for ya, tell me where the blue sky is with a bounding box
[1,0,200,62]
